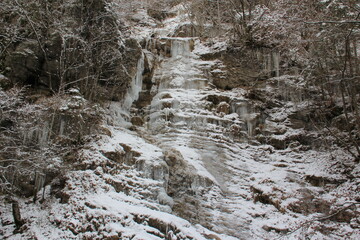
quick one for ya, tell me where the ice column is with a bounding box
[122,52,145,111]
[272,52,280,77]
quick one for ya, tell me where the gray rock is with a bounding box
[5,40,43,85]
[0,74,12,90]
[217,102,230,114]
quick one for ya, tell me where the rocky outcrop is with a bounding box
[22,89,102,147]
[1,0,142,102]
[199,45,282,90]
[5,40,44,86]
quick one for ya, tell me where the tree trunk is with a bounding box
[12,201,23,229]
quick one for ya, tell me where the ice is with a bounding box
[122,52,145,111]
[107,53,145,127]
[170,38,191,57]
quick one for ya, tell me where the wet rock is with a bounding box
[245,89,268,102]
[305,175,346,187]
[173,24,199,37]
[256,130,315,149]
[38,31,63,89]
[98,126,112,137]
[256,135,286,149]
[251,186,283,212]
[210,50,265,89]
[205,94,230,105]
[100,150,124,164]
[161,93,172,99]
[131,116,144,126]
[104,235,120,240]
[217,102,230,114]
[164,150,184,167]
[135,91,153,108]
[288,109,313,129]
[56,191,70,204]
[105,179,130,194]
[287,197,331,216]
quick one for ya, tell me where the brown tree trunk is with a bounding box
[12,201,24,229]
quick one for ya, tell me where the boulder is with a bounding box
[0,74,12,90]
[288,109,313,129]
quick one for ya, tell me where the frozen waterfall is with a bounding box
[170,38,191,57]
[108,52,145,126]
[123,52,145,111]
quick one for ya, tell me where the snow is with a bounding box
[193,39,228,55]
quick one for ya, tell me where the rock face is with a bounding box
[30,90,101,146]
[5,40,43,85]
[203,48,281,90]
[1,0,142,101]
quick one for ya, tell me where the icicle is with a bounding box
[266,54,271,75]
[122,52,145,111]
[145,38,150,50]
[164,108,171,121]
[272,52,280,77]
[107,52,145,127]
[247,121,253,136]
[59,119,65,136]
[38,123,49,148]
